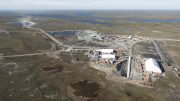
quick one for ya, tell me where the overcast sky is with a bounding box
[0,0,179,10]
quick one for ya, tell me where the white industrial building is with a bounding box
[98,49,114,54]
[145,58,162,73]
[101,54,115,59]
[95,49,116,60]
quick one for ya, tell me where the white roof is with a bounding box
[98,49,114,53]
[102,54,115,59]
[145,58,162,73]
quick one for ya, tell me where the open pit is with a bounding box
[66,80,102,101]
[116,60,127,77]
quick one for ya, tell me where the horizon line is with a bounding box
[1,9,180,11]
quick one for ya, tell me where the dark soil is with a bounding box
[42,65,64,73]
[71,80,102,98]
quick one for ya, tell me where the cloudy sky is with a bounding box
[0,0,179,10]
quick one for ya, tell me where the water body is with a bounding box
[27,11,114,25]
[30,12,180,23]
[7,22,23,27]
[75,18,112,25]
[123,18,180,23]
[23,11,180,26]
[48,31,77,36]
[144,19,180,23]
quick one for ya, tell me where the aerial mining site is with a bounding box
[0,11,180,101]
[19,17,169,86]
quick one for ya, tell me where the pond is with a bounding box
[48,31,77,36]
[7,22,23,27]
[123,18,180,23]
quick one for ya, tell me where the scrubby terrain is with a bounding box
[0,11,180,101]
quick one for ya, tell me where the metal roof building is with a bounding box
[98,49,114,54]
[101,54,115,59]
[145,58,162,73]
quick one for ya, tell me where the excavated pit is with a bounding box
[66,80,102,101]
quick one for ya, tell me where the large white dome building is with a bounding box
[145,58,162,73]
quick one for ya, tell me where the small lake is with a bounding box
[48,31,77,36]
[7,22,23,27]
[123,18,180,23]
[75,18,112,25]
